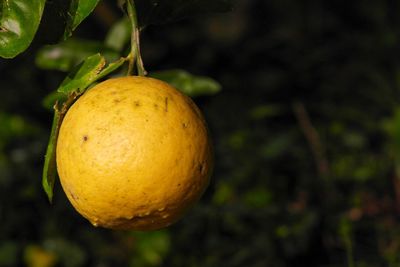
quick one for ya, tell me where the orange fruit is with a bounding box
[56,76,213,230]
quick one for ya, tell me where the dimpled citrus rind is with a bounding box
[56,76,213,230]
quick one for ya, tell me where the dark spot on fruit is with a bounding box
[199,163,205,173]
[114,99,121,103]
[182,122,188,128]
[69,189,79,200]
[134,100,141,107]
[177,183,181,187]
[83,135,88,142]
[165,97,168,112]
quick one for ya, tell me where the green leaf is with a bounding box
[96,56,127,80]
[0,0,46,58]
[58,54,126,94]
[64,0,101,39]
[105,18,131,52]
[134,0,233,28]
[42,91,68,111]
[42,108,63,203]
[58,53,105,94]
[36,38,120,72]
[150,69,221,97]
[42,92,83,202]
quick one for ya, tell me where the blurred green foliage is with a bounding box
[150,69,221,97]
[2,0,400,266]
[35,38,120,72]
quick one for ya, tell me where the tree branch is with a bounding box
[292,101,329,177]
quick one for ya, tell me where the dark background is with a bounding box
[2,0,400,266]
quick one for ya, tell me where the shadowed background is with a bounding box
[1,0,400,266]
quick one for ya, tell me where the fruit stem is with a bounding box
[126,0,146,76]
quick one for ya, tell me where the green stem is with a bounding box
[340,218,355,267]
[126,51,135,76]
[126,0,146,76]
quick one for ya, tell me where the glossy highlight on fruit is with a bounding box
[56,76,213,230]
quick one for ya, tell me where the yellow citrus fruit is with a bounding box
[56,76,213,230]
